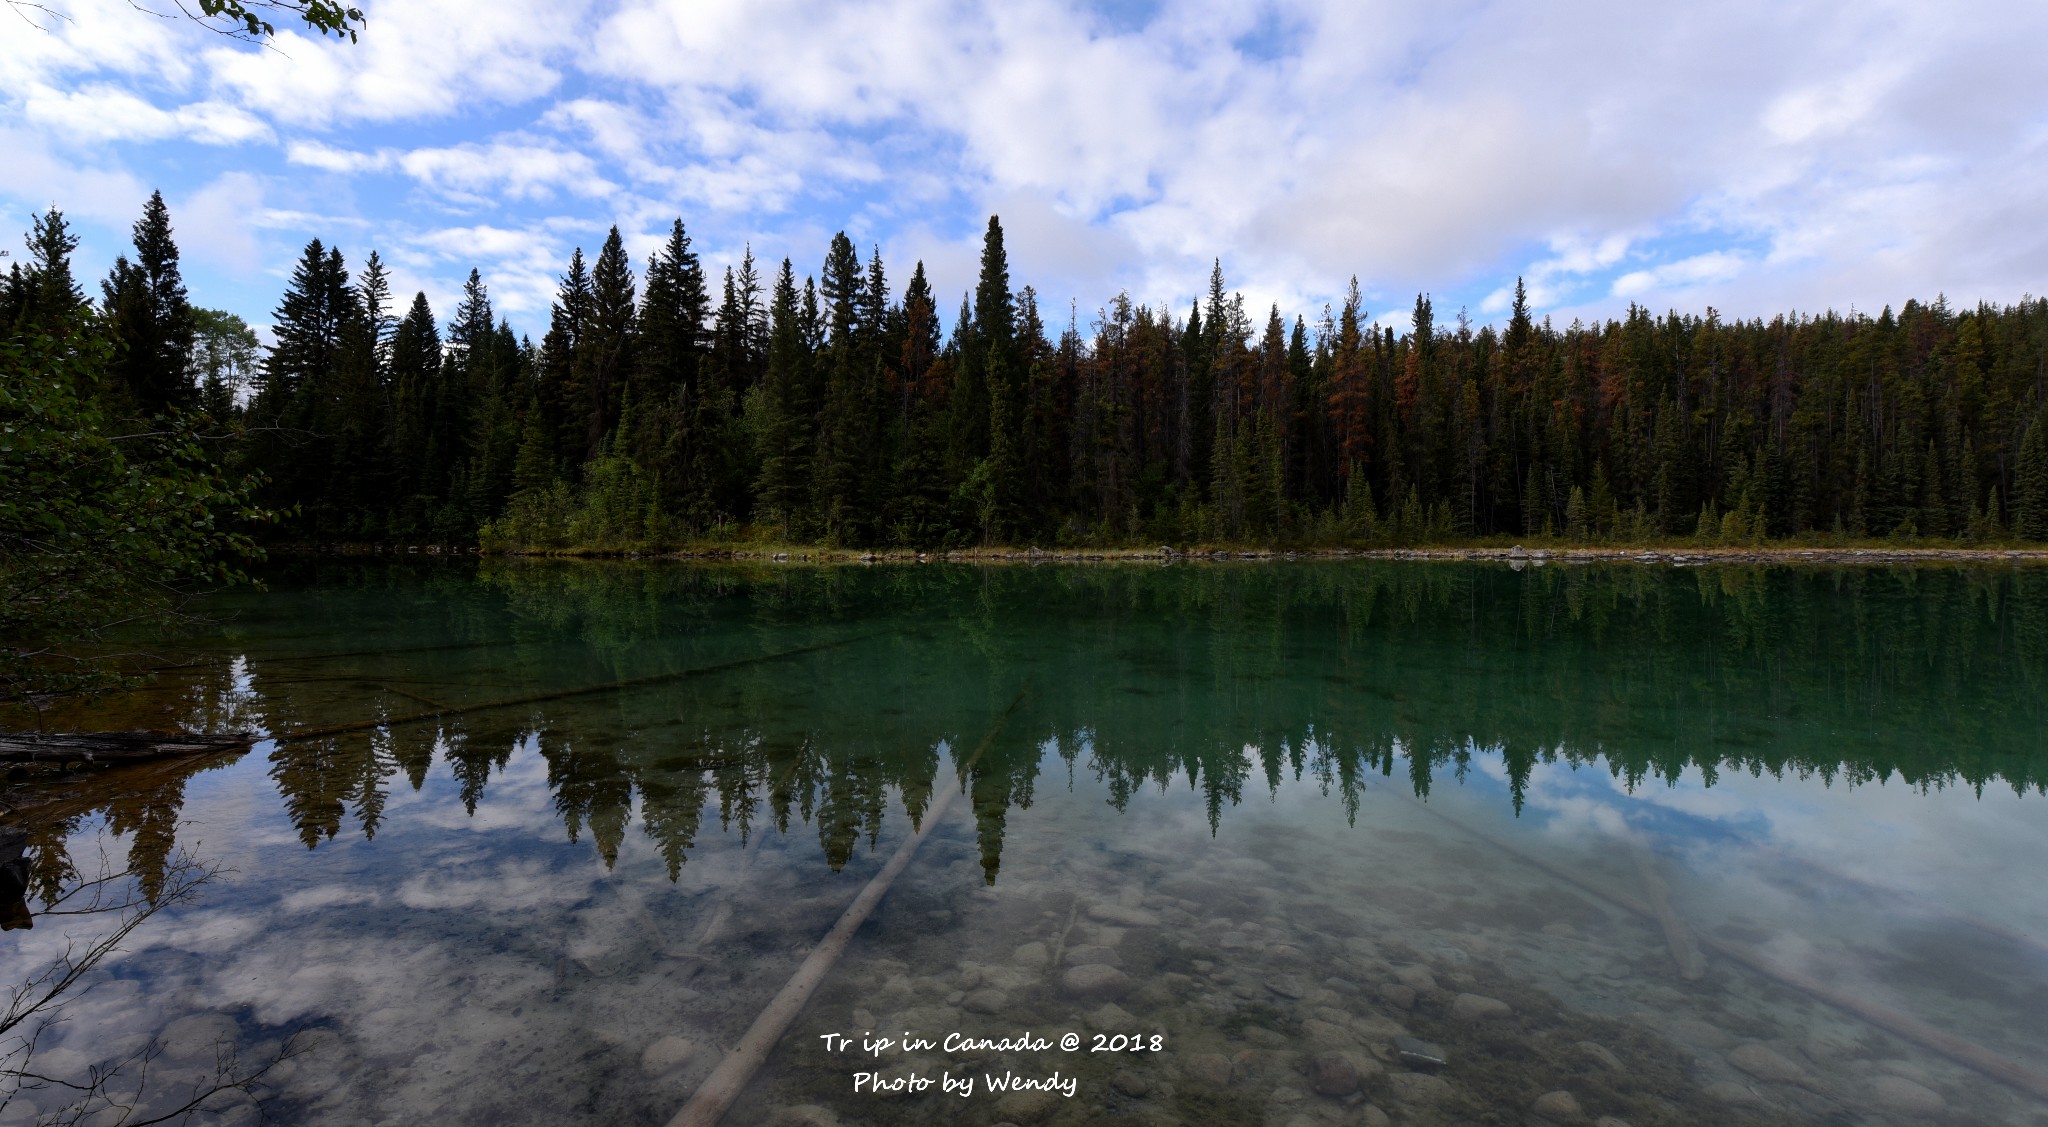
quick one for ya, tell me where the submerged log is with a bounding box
[665,688,1028,1127]
[1627,828,1707,980]
[0,729,253,766]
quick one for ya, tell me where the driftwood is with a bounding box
[273,632,875,743]
[0,729,253,766]
[666,688,1028,1127]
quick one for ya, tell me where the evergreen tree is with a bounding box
[2016,409,2048,540]
[11,207,87,337]
[359,249,395,370]
[100,191,196,415]
[577,227,638,460]
[387,291,443,535]
[753,259,811,537]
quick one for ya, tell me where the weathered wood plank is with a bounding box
[0,729,253,765]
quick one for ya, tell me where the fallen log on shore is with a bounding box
[0,729,253,766]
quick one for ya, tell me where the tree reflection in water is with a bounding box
[24,561,2048,885]
[1,755,306,1125]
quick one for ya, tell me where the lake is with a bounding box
[6,559,2047,1126]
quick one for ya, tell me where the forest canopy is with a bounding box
[8,200,2048,560]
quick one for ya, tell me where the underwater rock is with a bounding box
[1700,1079,1766,1106]
[1011,941,1051,969]
[1086,1003,1135,1029]
[1300,1018,1356,1049]
[1869,1075,1946,1118]
[1531,1090,1583,1119]
[962,988,1009,1014]
[995,1088,1058,1123]
[980,966,1034,992]
[1307,1051,1360,1097]
[1112,1070,1151,1097]
[1265,977,1308,1000]
[1359,1106,1392,1127]
[1448,992,1511,1021]
[1575,1041,1625,1074]
[1064,944,1121,967]
[895,1003,961,1031]
[1385,1071,1453,1104]
[1391,1035,1447,1070]
[1183,1052,1234,1086]
[851,1008,876,1030]
[1243,1026,1290,1049]
[1592,1118,1634,1127]
[1376,983,1416,1010]
[1062,964,1134,1001]
[1394,965,1438,993]
[1727,1043,1804,1083]
[639,1035,707,1075]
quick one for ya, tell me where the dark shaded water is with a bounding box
[5,560,2047,1126]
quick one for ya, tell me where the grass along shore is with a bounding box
[284,536,2048,567]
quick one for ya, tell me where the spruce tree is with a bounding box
[538,248,592,473]
[101,191,196,415]
[2015,410,2048,541]
[815,232,870,542]
[387,291,443,534]
[578,227,638,460]
[753,259,810,537]
[14,207,86,337]
[359,249,395,370]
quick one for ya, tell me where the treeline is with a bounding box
[13,200,2048,548]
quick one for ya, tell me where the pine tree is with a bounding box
[387,291,443,534]
[13,207,87,337]
[974,216,1028,542]
[814,231,871,542]
[753,259,810,537]
[100,191,196,415]
[538,248,592,473]
[2015,409,2048,540]
[578,227,638,461]
[359,249,395,371]
[251,239,357,522]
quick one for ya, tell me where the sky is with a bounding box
[5,0,2046,343]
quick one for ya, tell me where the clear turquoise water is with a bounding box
[6,560,2047,1126]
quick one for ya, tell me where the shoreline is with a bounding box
[278,543,2048,567]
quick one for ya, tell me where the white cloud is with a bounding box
[1611,251,1748,299]
[177,172,268,274]
[286,140,395,173]
[397,141,618,204]
[20,85,273,145]
[7,0,2048,335]
[204,0,586,125]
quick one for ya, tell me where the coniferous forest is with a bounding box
[11,197,2048,553]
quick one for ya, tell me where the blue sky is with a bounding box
[6,0,2045,343]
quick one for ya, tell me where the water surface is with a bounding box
[6,560,2047,1126]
